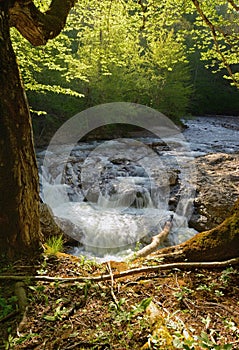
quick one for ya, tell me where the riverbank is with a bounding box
[1,254,239,349]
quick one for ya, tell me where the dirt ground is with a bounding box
[0,253,239,349]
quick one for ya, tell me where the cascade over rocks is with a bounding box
[39,149,239,256]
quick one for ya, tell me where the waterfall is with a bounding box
[39,137,197,260]
[97,177,154,209]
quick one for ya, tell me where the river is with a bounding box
[38,115,239,261]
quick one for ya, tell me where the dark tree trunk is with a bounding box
[0,2,42,259]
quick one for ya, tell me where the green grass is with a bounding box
[45,235,64,256]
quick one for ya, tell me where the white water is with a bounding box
[40,134,198,261]
[42,181,196,260]
[38,115,239,261]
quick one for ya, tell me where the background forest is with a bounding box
[11,0,239,145]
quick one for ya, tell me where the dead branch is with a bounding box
[0,257,238,284]
[107,262,119,307]
[0,310,19,323]
[129,217,173,261]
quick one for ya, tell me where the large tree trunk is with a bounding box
[0,2,42,259]
[155,199,239,262]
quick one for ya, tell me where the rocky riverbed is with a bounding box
[38,115,239,258]
[190,152,239,231]
[182,116,239,231]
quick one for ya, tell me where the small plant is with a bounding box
[43,299,73,322]
[4,333,39,349]
[220,267,236,285]
[214,289,224,297]
[174,287,193,301]
[36,258,48,275]
[28,285,48,305]
[77,256,100,271]
[173,330,233,349]
[45,235,64,256]
[196,283,216,293]
[0,295,18,319]
[111,297,152,323]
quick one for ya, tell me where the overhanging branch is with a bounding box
[191,0,239,87]
[227,0,239,11]
[9,0,76,46]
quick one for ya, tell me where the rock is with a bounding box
[189,153,239,231]
[54,217,83,243]
[40,203,77,244]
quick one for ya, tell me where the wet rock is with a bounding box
[54,217,83,243]
[40,203,64,239]
[40,203,78,244]
[189,153,239,231]
[83,185,100,203]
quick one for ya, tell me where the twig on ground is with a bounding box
[204,301,239,316]
[0,310,19,323]
[107,262,119,308]
[0,257,238,283]
[65,341,111,349]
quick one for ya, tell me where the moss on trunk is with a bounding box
[157,199,239,262]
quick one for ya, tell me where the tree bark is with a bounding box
[0,1,75,260]
[9,0,76,46]
[0,2,42,259]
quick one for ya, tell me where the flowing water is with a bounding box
[38,115,239,261]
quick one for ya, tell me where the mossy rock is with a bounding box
[157,198,239,262]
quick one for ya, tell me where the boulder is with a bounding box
[189,153,239,231]
[39,203,78,244]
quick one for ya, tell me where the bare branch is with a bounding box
[9,0,76,46]
[191,0,239,87]
[227,0,239,12]
[107,262,120,307]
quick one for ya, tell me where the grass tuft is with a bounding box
[44,235,64,256]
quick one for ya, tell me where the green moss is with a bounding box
[180,200,239,262]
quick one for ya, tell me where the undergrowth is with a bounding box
[0,256,239,349]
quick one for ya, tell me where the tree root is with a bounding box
[0,257,238,284]
[15,282,28,314]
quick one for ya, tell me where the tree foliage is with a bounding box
[189,0,239,87]
[12,0,193,118]
[11,0,239,123]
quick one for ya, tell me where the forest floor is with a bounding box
[0,252,239,350]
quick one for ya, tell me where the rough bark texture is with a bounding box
[0,1,75,259]
[0,2,42,258]
[9,0,76,46]
[155,198,239,262]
